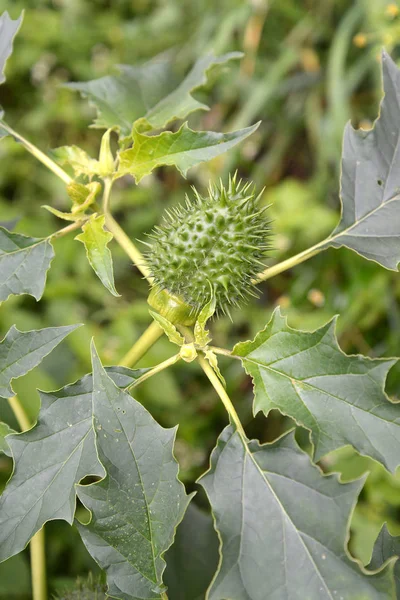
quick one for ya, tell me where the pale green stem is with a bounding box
[254,238,327,282]
[120,321,164,367]
[49,219,88,240]
[198,354,246,438]
[126,354,180,391]
[0,120,72,185]
[7,396,47,600]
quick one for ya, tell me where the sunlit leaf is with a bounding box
[117,122,260,182]
[149,310,184,346]
[0,324,81,398]
[233,308,400,472]
[199,426,395,600]
[0,366,143,562]
[75,214,119,296]
[76,343,191,600]
[0,227,54,302]
[51,145,101,177]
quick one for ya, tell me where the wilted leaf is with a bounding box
[0,324,81,398]
[199,426,395,600]
[327,51,400,270]
[75,215,119,296]
[76,344,191,600]
[149,310,184,346]
[0,228,54,302]
[233,308,400,472]
[65,53,241,136]
[0,421,15,455]
[164,503,219,600]
[118,122,260,182]
[0,11,23,85]
[0,366,143,562]
[369,524,400,597]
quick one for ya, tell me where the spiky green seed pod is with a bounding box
[145,174,270,318]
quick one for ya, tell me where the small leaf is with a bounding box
[0,366,143,562]
[0,227,54,302]
[76,343,191,600]
[117,122,260,182]
[194,293,216,348]
[326,51,400,270]
[369,524,400,597]
[233,308,400,472]
[164,502,219,600]
[52,145,101,177]
[75,215,120,297]
[0,11,23,84]
[98,129,115,176]
[64,53,241,136]
[199,426,395,600]
[149,310,184,346]
[204,349,226,387]
[0,324,81,398]
[0,421,15,456]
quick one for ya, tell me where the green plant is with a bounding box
[0,8,400,600]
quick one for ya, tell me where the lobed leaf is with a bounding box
[164,503,219,600]
[233,308,400,472]
[117,122,260,182]
[369,524,400,597]
[65,53,241,136]
[0,324,81,398]
[327,51,400,270]
[0,366,143,562]
[76,344,191,600]
[0,421,15,455]
[199,426,395,600]
[0,11,23,85]
[75,215,120,297]
[0,227,54,302]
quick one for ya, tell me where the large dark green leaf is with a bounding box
[0,366,143,562]
[0,11,23,85]
[369,525,400,597]
[117,122,259,182]
[76,344,190,600]
[65,53,241,136]
[233,308,400,472]
[164,503,219,600]
[0,324,81,398]
[0,227,54,302]
[199,426,395,600]
[326,51,400,270]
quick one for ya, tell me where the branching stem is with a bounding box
[0,120,72,185]
[126,354,180,391]
[198,355,246,438]
[254,239,327,282]
[7,396,47,600]
[120,321,164,367]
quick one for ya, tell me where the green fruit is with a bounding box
[145,174,270,316]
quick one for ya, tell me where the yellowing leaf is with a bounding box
[75,215,119,297]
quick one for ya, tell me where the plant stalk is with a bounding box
[254,238,327,282]
[120,321,164,367]
[0,120,72,185]
[198,355,246,437]
[126,354,180,391]
[7,396,47,600]
[50,219,88,239]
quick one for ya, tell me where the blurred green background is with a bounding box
[1,0,400,597]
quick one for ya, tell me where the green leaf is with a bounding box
[199,426,395,600]
[75,215,119,297]
[326,51,400,270]
[0,227,54,302]
[233,308,400,472]
[0,11,23,85]
[51,145,101,177]
[0,421,15,455]
[369,524,400,597]
[0,324,81,398]
[194,293,216,348]
[164,503,219,600]
[64,53,241,136]
[118,122,260,183]
[149,310,184,346]
[0,366,143,562]
[76,343,191,600]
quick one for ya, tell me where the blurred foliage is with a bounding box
[0,0,400,597]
